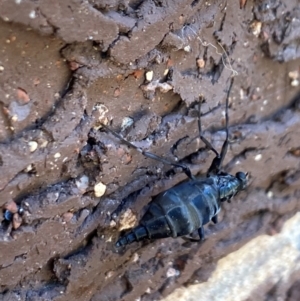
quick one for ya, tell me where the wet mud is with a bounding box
[0,0,300,300]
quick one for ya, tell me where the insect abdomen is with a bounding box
[116,179,220,247]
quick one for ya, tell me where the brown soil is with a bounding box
[0,0,300,300]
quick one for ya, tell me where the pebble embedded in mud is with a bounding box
[28,141,38,152]
[121,116,134,131]
[132,252,139,263]
[62,212,74,223]
[254,154,262,161]
[94,181,107,197]
[250,20,262,37]
[105,271,115,279]
[3,200,18,213]
[12,213,22,229]
[183,45,191,52]
[24,164,33,172]
[197,58,205,68]
[16,88,30,104]
[145,70,154,81]
[166,267,180,278]
[118,209,137,231]
[75,175,89,193]
[54,152,61,159]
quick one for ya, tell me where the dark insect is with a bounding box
[101,78,248,247]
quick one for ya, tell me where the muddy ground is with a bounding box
[0,0,300,300]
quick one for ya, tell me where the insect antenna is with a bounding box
[198,77,234,176]
[100,123,195,180]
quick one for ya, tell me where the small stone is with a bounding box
[291,79,299,87]
[94,182,107,197]
[3,200,18,213]
[132,252,139,263]
[197,58,205,68]
[254,154,262,161]
[118,209,137,231]
[105,271,115,278]
[121,117,134,131]
[12,213,22,229]
[24,164,33,172]
[28,141,38,152]
[16,88,30,103]
[39,138,48,148]
[183,45,191,52]
[166,267,180,278]
[54,152,61,159]
[11,115,18,122]
[158,82,173,93]
[75,175,89,193]
[250,21,262,37]
[110,220,117,228]
[62,212,74,223]
[29,10,36,19]
[145,70,154,81]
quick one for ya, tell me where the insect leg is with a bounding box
[100,124,195,180]
[198,99,220,158]
[200,78,234,175]
[217,78,234,169]
[211,215,218,224]
[198,227,205,241]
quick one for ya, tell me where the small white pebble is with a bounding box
[54,152,61,159]
[94,181,107,197]
[267,191,273,198]
[110,220,117,227]
[263,100,268,105]
[11,115,18,122]
[0,66,4,71]
[145,70,154,81]
[254,154,262,161]
[163,69,169,76]
[250,21,262,37]
[291,79,299,87]
[166,267,180,278]
[132,252,139,263]
[183,45,191,52]
[24,164,33,172]
[28,141,38,152]
[29,10,36,19]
